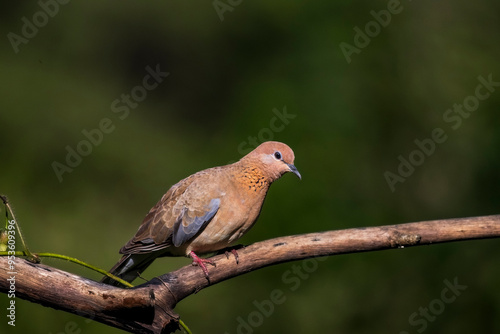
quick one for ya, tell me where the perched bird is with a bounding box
[102,141,300,286]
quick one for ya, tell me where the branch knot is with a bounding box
[389,231,421,248]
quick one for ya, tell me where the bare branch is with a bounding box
[1,214,499,333]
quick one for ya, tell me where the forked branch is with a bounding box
[1,214,499,333]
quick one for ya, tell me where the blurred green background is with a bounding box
[1,1,500,333]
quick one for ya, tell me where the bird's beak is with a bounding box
[286,163,302,180]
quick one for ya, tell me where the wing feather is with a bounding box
[172,198,220,247]
[119,169,222,255]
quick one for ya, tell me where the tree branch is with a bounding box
[1,214,499,333]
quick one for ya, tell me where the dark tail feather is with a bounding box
[101,253,156,287]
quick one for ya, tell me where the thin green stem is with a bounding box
[179,319,192,334]
[1,195,36,262]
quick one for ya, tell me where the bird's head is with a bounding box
[242,141,301,182]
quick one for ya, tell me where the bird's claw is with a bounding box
[224,249,239,264]
[189,251,216,280]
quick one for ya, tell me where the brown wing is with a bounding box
[119,169,222,255]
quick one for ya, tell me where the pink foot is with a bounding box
[224,249,239,264]
[189,251,216,279]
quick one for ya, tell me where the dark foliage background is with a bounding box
[1,1,499,333]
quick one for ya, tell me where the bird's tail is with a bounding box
[101,253,156,287]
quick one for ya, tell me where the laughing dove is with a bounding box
[102,141,300,286]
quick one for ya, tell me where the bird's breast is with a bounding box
[183,172,270,255]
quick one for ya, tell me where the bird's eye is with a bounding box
[274,151,282,160]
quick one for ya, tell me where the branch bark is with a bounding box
[1,214,499,333]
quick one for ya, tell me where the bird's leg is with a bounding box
[189,251,216,279]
